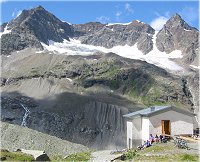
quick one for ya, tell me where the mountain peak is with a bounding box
[172,13,182,20]
[34,5,45,10]
[168,13,184,24]
[164,13,194,30]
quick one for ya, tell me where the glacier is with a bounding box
[40,32,183,71]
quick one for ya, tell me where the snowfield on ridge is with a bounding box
[41,31,183,71]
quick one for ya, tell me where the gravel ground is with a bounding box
[89,150,122,162]
[1,122,89,157]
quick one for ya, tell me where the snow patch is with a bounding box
[36,50,44,54]
[135,20,145,24]
[0,25,11,37]
[106,22,132,26]
[66,78,73,82]
[190,65,200,69]
[62,20,72,25]
[42,39,107,55]
[184,29,191,32]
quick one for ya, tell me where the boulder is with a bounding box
[21,149,50,161]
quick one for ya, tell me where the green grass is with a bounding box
[109,80,120,89]
[64,152,91,161]
[181,154,199,161]
[52,151,91,162]
[126,143,199,162]
[132,153,199,162]
[140,143,173,154]
[0,150,34,161]
[124,149,137,160]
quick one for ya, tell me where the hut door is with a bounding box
[162,120,170,135]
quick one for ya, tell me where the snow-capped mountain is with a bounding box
[0,6,199,70]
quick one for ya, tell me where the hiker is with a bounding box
[149,134,154,144]
[159,134,163,142]
[162,135,167,143]
[146,140,152,147]
[137,141,147,150]
[155,134,159,143]
[137,140,151,150]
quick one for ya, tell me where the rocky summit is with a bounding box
[1,6,73,55]
[0,5,199,153]
[156,14,199,64]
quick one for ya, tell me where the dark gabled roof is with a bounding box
[123,106,195,119]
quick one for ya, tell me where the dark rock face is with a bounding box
[156,14,199,64]
[73,22,106,37]
[0,22,8,32]
[1,33,42,55]
[75,21,155,54]
[1,6,73,55]
[1,93,128,149]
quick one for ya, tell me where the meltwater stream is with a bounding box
[20,103,30,127]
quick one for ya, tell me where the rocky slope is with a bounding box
[1,122,89,156]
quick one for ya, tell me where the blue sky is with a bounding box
[1,1,199,30]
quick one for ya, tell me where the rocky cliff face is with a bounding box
[74,21,155,54]
[156,14,199,64]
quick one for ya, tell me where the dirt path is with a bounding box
[89,150,122,162]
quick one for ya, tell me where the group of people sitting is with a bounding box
[149,134,168,144]
[137,134,167,150]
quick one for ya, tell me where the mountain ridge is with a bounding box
[0,6,198,67]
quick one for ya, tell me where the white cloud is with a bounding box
[125,3,134,14]
[12,11,15,17]
[115,11,122,17]
[115,11,122,21]
[96,16,110,24]
[150,16,168,31]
